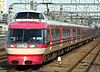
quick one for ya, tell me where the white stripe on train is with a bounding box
[6,48,46,54]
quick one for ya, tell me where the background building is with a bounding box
[0,0,4,11]
[0,0,8,35]
[0,0,5,20]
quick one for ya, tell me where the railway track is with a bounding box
[0,55,6,60]
[84,49,100,72]
[0,48,6,61]
[0,38,6,61]
[67,40,100,72]
[0,48,5,52]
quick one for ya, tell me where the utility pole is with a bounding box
[60,4,63,21]
[8,5,13,23]
[30,0,33,10]
[42,0,49,15]
[29,0,37,10]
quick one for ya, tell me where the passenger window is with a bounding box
[46,29,50,42]
[52,29,59,40]
[63,29,70,38]
[77,29,80,36]
[72,29,76,37]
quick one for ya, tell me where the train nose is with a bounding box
[25,61,32,65]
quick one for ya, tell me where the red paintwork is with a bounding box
[60,26,63,44]
[7,54,44,65]
[5,44,8,48]
[9,21,48,29]
[14,44,16,48]
[27,43,30,48]
[37,44,47,48]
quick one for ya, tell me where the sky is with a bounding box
[5,0,100,8]
[6,0,99,6]
[4,0,100,13]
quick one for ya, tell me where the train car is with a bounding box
[5,10,96,65]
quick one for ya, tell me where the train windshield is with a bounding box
[15,12,44,19]
[7,29,45,44]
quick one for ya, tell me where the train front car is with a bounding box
[5,11,48,65]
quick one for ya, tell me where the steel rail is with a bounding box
[0,48,6,61]
[84,49,100,72]
[7,67,17,72]
[0,48,5,52]
[0,55,7,60]
[67,40,100,72]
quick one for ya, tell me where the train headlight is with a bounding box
[8,44,14,48]
[17,43,27,48]
[30,44,37,48]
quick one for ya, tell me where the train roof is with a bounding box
[13,10,48,21]
[47,20,94,29]
[16,10,43,14]
[12,10,94,29]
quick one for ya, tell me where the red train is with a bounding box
[5,10,96,65]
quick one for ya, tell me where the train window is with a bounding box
[63,29,70,39]
[83,28,88,38]
[77,29,80,39]
[45,29,50,42]
[77,29,80,36]
[84,28,88,38]
[7,28,44,44]
[82,29,85,38]
[15,12,44,19]
[56,29,60,40]
[72,29,76,37]
[52,29,59,40]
